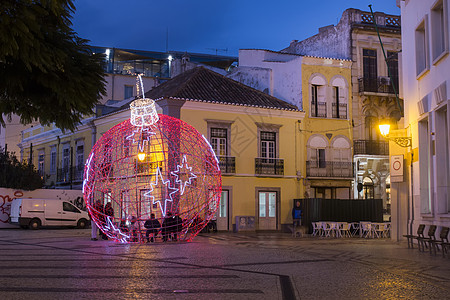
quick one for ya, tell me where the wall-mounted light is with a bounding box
[378,120,412,148]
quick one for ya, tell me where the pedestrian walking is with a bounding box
[144,213,161,242]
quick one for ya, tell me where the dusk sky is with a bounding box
[72,0,400,57]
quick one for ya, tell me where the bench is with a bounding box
[417,225,437,252]
[403,224,425,249]
[430,226,449,256]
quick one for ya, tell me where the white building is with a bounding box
[395,0,450,240]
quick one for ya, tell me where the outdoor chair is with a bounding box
[312,222,321,237]
[360,222,372,238]
[324,222,338,238]
[430,226,449,256]
[339,222,351,238]
[417,225,437,252]
[373,223,385,238]
[403,224,425,249]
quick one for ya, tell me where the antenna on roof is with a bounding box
[206,48,228,55]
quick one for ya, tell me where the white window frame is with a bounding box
[415,16,430,78]
[50,145,57,174]
[431,0,449,64]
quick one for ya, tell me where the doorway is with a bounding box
[258,191,277,230]
[217,190,230,231]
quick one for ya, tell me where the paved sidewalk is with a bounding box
[0,228,449,299]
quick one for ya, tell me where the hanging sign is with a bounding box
[390,155,404,182]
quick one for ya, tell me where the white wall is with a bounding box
[229,49,303,109]
[400,0,450,228]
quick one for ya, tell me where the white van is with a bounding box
[9,198,90,229]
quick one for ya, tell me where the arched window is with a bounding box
[310,74,327,118]
[330,77,348,119]
[307,135,328,176]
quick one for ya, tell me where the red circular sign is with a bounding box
[393,160,401,171]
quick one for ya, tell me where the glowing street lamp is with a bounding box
[378,120,411,148]
[137,152,146,162]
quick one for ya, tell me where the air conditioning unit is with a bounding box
[378,76,391,86]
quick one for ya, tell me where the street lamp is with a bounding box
[378,120,414,240]
[378,121,412,148]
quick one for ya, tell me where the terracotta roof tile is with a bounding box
[145,67,298,111]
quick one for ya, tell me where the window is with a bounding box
[63,202,80,213]
[387,51,399,92]
[363,49,377,92]
[38,150,45,176]
[415,17,430,76]
[419,118,432,214]
[431,0,449,62]
[76,142,84,167]
[317,148,326,168]
[310,75,327,118]
[363,49,377,79]
[331,77,348,119]
[311,85,327,117]
[211,128,227,156]
[50,146,56,174]
[124,85,133,99]
[62,145,70,171]
[260,131,276,160]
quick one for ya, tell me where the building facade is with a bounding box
[229,49,353,199]
[19,67,306,232]
[283,8,402,220]
[394,0,450,240]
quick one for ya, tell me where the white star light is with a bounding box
[125,126,155,152]
[103,216,130,243]
[144,167,179,217]
[171,155,197,195]
[82,153,94,196]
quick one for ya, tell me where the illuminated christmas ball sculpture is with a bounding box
[83,87,221,243]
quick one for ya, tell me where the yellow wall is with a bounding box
[180,105,304,227]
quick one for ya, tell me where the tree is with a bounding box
[0,147,44,190]
[0,0,106,131]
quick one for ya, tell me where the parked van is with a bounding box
[9,198,90,229]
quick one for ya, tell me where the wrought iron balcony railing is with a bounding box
[217,156,235,174]
[358,77,397,94]
[311,102,327,118]
[332,103,348,119]
[306,161,354,178]
[255,158,284,176]
[353,140,389,155]
[56,165,85,184]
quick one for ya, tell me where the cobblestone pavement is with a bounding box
[0,228,449,300]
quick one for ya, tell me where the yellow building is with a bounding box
[19,67,306,232]
[301,56,353,199]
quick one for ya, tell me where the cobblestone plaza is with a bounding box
[0,229,449,299]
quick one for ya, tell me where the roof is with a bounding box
[144,67,299,111]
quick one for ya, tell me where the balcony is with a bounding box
[311,102,327,118]
[56,165,85,184]
[332,103,347,119]
[255,158,284,176]
[306,161,354,178]
[358,77,397,94]
[217,156,235,174]
[353,140,389,156]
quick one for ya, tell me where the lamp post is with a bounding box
[378,121,413,239]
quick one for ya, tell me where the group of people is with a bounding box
[90,200,114,241]
[144,212,183,242]
[90,202,184,243]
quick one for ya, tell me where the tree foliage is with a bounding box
[0,0,106,131]
[0,146,44,190]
